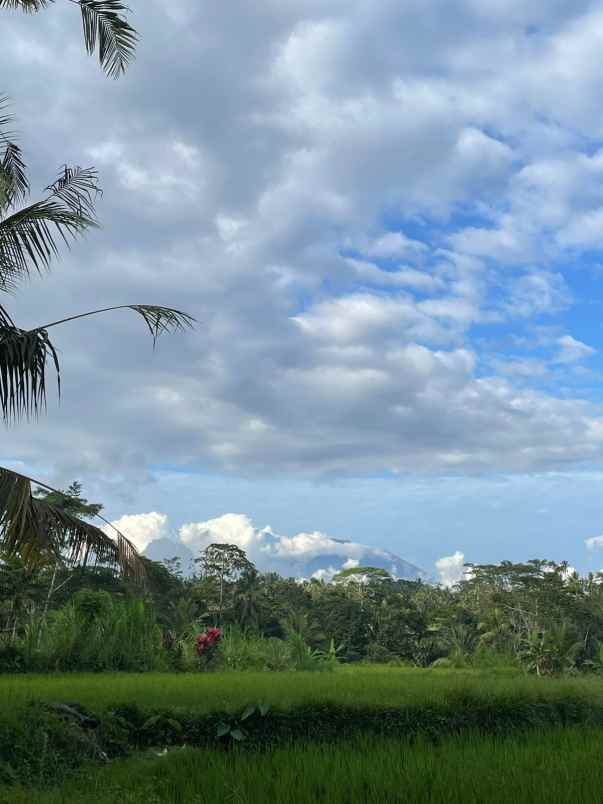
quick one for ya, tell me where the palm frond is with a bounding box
[0,304,195,423]
[0,465,144,579]
[0,304,59,422]
[0,96,15,143]
[0,0,52,11]
[128,305,196,346]
[0,167,99,289]
[1,142,29,208]
[45,165,100,219]
[79,0,137,79]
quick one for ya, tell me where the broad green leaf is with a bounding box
[240,704,256,721]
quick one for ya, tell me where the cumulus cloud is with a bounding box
[108,511,424,579]
[105,512,170,553]
[179,513,261,553]
[5,0,603,500]
[586,535,603,550]
[435,551,468,587]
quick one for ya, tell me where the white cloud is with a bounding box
[311,566,339,582]
[273,530,379,562]
[347,258,444,292]
[435,551,467,587]
[501,272,571,319]
[116,511,421,578]
[585,535,603,550]
[106,512,170,553]
[554,335,596,364]
[7,0,603,496]
[179,513,260,554]
[359,232,428,259]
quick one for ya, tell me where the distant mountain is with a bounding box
[144,538,195,574]
[276,538,429,582]
[143,533,428,582]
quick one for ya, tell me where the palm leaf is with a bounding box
[0,97,22,211]
[45,165,100,219]
[128,305,196,347]
[79,0,137,78]
[0,304,195,422]
[1,142,29,208]
[0,166,100,289]
[0,0,52,11]
[0,304,59,421]
[0,465,144,578]
[1,0,137,78]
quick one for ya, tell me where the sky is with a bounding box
[4,0,603,581]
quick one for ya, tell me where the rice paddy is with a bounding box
[3,726,602,803]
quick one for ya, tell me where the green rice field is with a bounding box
[2,667,603,803]
[1,665,602,715]
[3,727,603,803]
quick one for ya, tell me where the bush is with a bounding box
[13,596,167,673]
[0,704,106,787]
[202,627,333,673]
[0,643,25,673]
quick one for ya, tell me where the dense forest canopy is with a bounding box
[2,489,601,676]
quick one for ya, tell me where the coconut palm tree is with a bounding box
[0,99,194,578]
[0,0,137,78]
[0,1,193,580]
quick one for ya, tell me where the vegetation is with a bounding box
[1,668,603,789]
[2,525,602,676]
[5,665,603,714]
[2,2,603,802]
[3,724,603,802]
[0,1,193,577]
[0,0,138,79]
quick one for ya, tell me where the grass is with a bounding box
[3,727,603,803]
[2,665,603,716]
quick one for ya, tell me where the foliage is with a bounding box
[0,4,193,577]
[1,0,137,79]
[2,673,603,790]
[6,728,603,804]
[15,595,165,672]
[3,546,603,676]
[216,703,270,744]
[195,543,255,626]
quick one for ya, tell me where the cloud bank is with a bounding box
[110,511,427,580]
[4,1,603,496]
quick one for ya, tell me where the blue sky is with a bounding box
[4,0,603,581]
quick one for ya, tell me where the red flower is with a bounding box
[195,628,222,657]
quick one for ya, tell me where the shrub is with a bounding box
[14,595,166,672]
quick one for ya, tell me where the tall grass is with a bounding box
[211,626,332,673]
[1,665,601,717]
[18,596,165,672]
[4,727,603,803]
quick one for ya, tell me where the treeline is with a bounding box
[2,538,602,676]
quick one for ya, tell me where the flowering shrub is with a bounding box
[195,628,221,664]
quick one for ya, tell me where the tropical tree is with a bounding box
[0,104,193,578]
[196,544,256,626]
[33,481,103,519]
[0,4,194,578]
